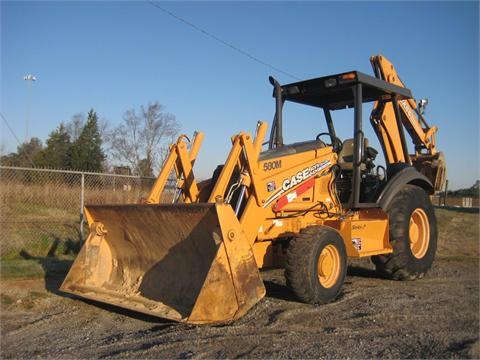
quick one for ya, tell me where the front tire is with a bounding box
[372,184,437,280]
[285,226,347,304]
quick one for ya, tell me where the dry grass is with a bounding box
[0,179,156,258]
[0,182,152,212]
[435,208,479,260]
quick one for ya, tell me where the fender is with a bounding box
[377,164,433,210]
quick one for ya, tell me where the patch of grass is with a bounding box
[1,235,81,260]
[1,293,14,305]
[29,236,54,257]
[435,208,479,236]
[2,202,77,220]
[1,249,24,261]
[0,260,45,279]
[0,257,73,280]
[435,208,479,259]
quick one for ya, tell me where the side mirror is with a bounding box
[418,98,429,115]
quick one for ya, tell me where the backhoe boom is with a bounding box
[370,55,446,191]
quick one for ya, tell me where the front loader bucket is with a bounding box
[60,203,265,324]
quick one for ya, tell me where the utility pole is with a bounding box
[23,74,36,142]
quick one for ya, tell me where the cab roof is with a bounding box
[278,71,413,110]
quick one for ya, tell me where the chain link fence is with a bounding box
[1,166,476,260]
[431,195,479,208]
[0,166,174,259]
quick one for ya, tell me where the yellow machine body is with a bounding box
[61,55,444,324]
[61,125,392,323]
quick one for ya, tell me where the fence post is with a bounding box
[444,179,449,207]
[80,172,85,243]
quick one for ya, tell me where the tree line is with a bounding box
[445,181,480,198]
[1,102,180,177]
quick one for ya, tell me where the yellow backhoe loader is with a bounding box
[61,55,446,324]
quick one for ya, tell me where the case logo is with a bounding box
[263,160,331,208]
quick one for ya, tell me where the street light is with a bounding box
[23,74,37,142]
[23,74,36,81]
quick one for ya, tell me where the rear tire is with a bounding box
[372,184,437,280]
[285,226,347,304]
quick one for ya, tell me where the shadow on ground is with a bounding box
[19,249,73,295]
[347,265,385,279]
[263,280,297,302]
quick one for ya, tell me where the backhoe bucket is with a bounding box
[60,203,265,324]
[413,151,447,192]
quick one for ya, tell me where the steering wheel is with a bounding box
[315,132,343,152]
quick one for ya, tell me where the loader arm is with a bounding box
[148,122,269,205]
[62,126,268,324]
[370,55,446,191]
[146,131,204,204]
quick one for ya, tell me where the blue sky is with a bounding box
[1,1,478,190]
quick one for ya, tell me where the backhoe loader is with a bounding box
[61,55,446,324]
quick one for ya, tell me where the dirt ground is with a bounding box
[1,208,478,359]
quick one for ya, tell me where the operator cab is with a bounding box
[268,71,412,208]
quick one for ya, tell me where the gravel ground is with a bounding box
[1,209,478,359]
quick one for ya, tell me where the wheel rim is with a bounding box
[409,208,430,259]
[317,244,341,288]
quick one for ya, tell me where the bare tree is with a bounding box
[0,143,7,157]
[66,113,108,143]
[108,102,180,176]
[66,113,85,142]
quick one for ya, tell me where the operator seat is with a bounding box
[338,138,372,171]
